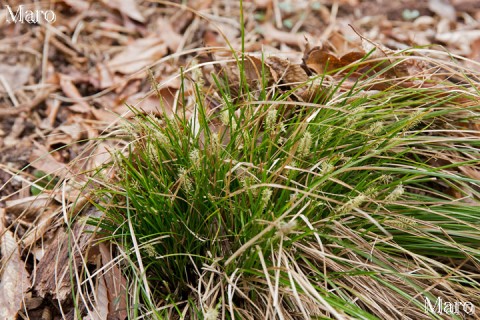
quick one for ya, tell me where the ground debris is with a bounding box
[34,206,101,301]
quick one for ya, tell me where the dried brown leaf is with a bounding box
[361,38,393,60]
[99,243,128,319]
[57,122,84,141]
[266,56,308,84]
[244,56,264,83]
[95,63,115,89]
[261,23,305,48]
[435,30,480,54]
[0,229,31,320]
[0,87,56,118]
[393,58,430,78]
[86,142,114,172]
[22,209,59,247]
[62,0,89,11]
[428,0,456,21]
[305,49,342,74]
[101,0,145,22]
[60,74,91,112]
[121,85,178,117]
[242,55,274,91]
[459,166,480,181]
[34,207,102,300]
[254,0,272,8]
[89,268,109,320]
[107,37,167,74]
[29,146,70,178]
[5,195,52,218]
[156,18,183,52]
[297,82,330,103]
[0,64,31,92]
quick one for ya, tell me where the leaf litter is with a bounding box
[0,0,480,318]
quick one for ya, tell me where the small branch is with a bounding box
[0,87,57,118]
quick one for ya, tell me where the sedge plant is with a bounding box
[86,48,480,320]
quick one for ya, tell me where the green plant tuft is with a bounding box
[89,52,480,319]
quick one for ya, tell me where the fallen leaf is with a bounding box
[89,264,109,320]
[261,23,305,48]
[59,74,91,112]
[468,38,480,63]
[0,64,31,92]
[156,18,183,52]
[393,58,430,78]
[266,56,308,84]
[254,0,272,9]
[435,30,480,54]
[55,123,85,142]
[242,55,274,91]
[62,0,89,11]
[29,145,70,178]
[305,49,342,74]
[304,47,367,75]
[99,243,128,319]
[107,37,167,74]
[95,63,115,89]
[87,142,114,170]
[0,227,31,320]
[23,292,43,310]
[459,166,480,180]
[34,207,102,301]
[5,195,52,218]
[22,208,59,247]
[428,0,456,21]
[101,0,145,22]
[121,86,178,117]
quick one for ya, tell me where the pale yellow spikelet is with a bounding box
[385,184,404,202]
[265,107,278,131]
[298,131,312,157]
[367,121,384,135]
[190,148,200,165]
[261,188,272,208]
[143,243,157,258]
[339,193,366,213]
[204,306,219,320]
[178,167,193,193]
[276,219,297,236]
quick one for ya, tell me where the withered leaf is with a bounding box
[107,37,167,74]
[5,195,52,218]
[101,0,145,22]
[243,55,274,90]
[99,243,128,319]
[0,64,31,92]
[306,50,342,74]
[305,48,365,74]
[59,74,91,112]
[244,56,265,83]
[261,23,305,48]
[35,207,102,301]
[0,228,31,320]
[266,56,308,84]
[340,52,367,65]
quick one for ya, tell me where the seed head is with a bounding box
[265,108,277,130]
[298,131,312,157]
[385,184,404,202]
[339,193,366,213]
[261,188,272,209]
